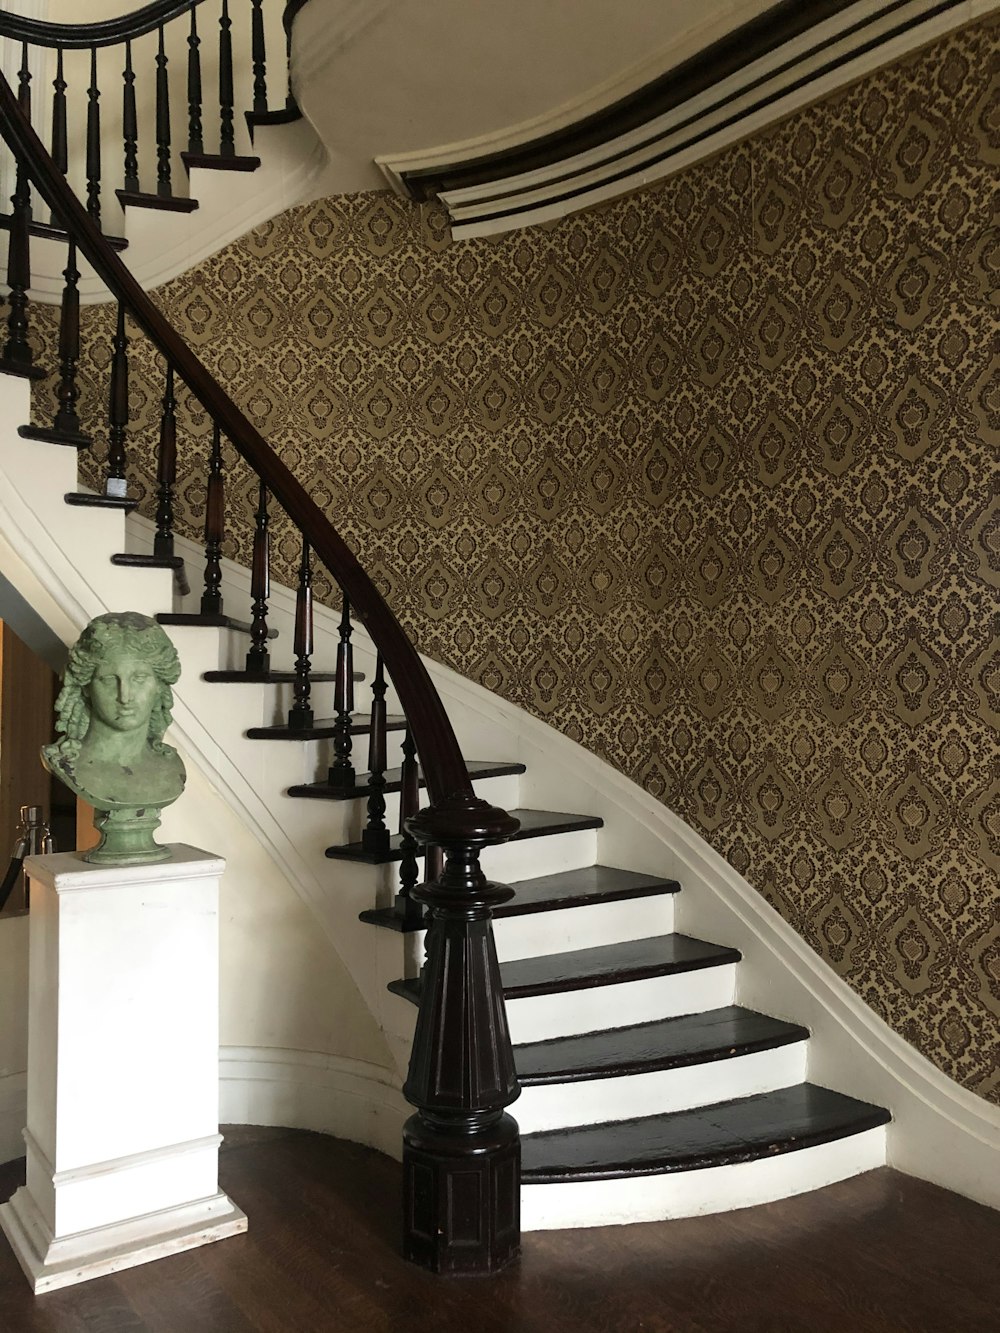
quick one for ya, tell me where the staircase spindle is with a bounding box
[246,481,271,673]
[201,424,224,614]
[86,48,102,223]
[395,729,425,927]
[288,539,314,729]
[155,25,173,197]
[251,0,268,114]
[327,593,355,791]
[187,8,204,155]
[51,50,67,175]
[105,303,130,495]
[284,21,295,112]
[17,42,31,119]
[38,240,88,442]
[154,366,177,558]
[218,0,235,157]
[362,656,390,853]
[1,135,42,379]
[122,40,139,193]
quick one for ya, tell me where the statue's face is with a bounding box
[87,649,159,734]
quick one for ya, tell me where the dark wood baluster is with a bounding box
[284,20,295,112]
[187,8,204,155]
[51,50,68,175]
[201,424,224,615]
[1,125,42,378]
[327,594,355,791]
[17,42,31,119]
[395,729,424,927]
[86,47,101,224]
[218,0,235,157]
[44,241,89,442]
[251,0,267,114]
[424,843,444,888]
[362,656,390,853]
[246,481,271,673]
[104,303,129,496]
[154,366,177,558]
[288,540,314,729]
[122,40,139,193]
[155,25,173,197]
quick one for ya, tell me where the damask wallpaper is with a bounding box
[33,18,999,1099]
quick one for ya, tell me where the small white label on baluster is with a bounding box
[106,479,128,499]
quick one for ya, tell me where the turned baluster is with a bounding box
[200,424,225,614]
[219,0,235,157]
[17,42,31,120]
[362,656,390,853]
[395,730,425,927]
[86,48,102,224]
[246,481,271,673]
[22,240,88,441]
[284,20,295,112]
[154,367,177,558]
[122,40,139,192]
[288,539,314,730]
[1,142,41,379]
[155,25,173,197]
[104,303,130,495]
[327,593,355,791]
[187,9,204,155]
[251,0,268,114]
[51,50,68,175]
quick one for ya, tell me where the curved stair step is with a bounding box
[499,865,679,918]
[329,807,603,865]
[290,758,525,801]
[501,933,739,1000]
[519,1083,890,1230]
[247,713,407,740]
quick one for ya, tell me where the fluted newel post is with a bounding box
[327,593,355,791]
[395,730,425,928]
[362,656,389,852]
[187,9,204,155]
[246,481,271,673]
[104,303,130,495]
[251,0,267,114]
[86,47,101,224]
[154,366,177,557]
[122,40,139,192]
[155,25,173,197]
[424,843,444,888]
[288,539,314,729]
[218,0,235,157]
[201,424,224,614]
[403,797,522,1274]
[51,50,68,174]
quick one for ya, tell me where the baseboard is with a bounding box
[219,1047,409,1162]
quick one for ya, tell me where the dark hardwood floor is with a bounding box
[1,1127,997,1332]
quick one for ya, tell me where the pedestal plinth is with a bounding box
[0,845,246,1293]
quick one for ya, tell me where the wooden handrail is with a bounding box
[0,1,206,50]
[0,68,514,831]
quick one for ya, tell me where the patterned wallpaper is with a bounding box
[33,18,999,1099]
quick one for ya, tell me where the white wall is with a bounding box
[0,913,28,1164]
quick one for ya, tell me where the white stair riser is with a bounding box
[520,1125,888,1230]
[506,963,737,1044]
[494,893,675,962]
[481,829,599,883]
[514,1042,807,1133]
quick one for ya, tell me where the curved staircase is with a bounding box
[0,12,892,1277]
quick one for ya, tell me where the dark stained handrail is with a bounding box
[0,68,514,830]
[0,1,206,50]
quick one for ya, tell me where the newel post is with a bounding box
[403,795,521,1275]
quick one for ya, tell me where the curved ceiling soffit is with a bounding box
[358,0,997,238]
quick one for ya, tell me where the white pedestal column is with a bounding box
[0,845,246,1293]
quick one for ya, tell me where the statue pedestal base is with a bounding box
[0,846,246,1294]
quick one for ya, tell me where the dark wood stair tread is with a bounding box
[497,865,679,919]
[65,491,138,512]
[388,932,738,1006]
[157,613,278,639]
[116,189,199,212]
[329,807,603,865]
[290,759,525,801]
[181,152,261,173]
[500,933,740,1000]
[247,714,407,740]
[202,668,364,684]
[19,423,92,449]
[514,1006,809,1085]
[0,212,127,251]
[111,553,185,570]
[520,1083,891,1182]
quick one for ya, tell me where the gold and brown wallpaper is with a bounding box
[33,18,999,1099]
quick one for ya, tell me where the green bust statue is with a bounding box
[42,612,186,865]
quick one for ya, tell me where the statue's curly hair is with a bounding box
[52,612,181,761]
